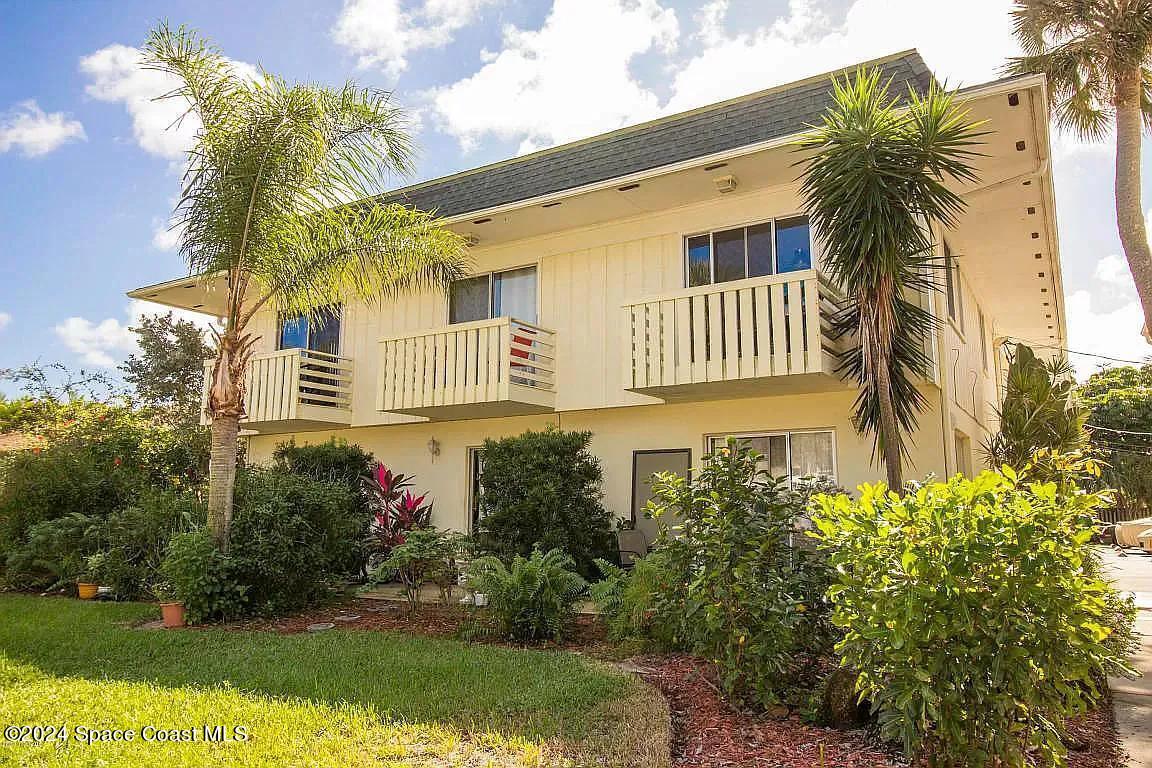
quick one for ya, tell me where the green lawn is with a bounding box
[0,595,668,767]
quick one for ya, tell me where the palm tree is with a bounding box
[1008,0,1152,337]
[142,25,470,548]
[796,70,985,490]
[983,342,1086,468]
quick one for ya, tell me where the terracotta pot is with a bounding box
[160,601,186,629]
[76,582,98,600]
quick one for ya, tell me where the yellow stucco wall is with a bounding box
[247,386,951,534]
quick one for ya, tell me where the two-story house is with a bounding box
[129,51,1065,540]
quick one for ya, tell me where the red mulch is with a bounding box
[206,597,607,649]
[630,654,900,768]
[197,600,1127,768]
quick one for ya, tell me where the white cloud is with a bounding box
[332,0,502,77]
[1065,253,1150,378]
[79,44,257,161]
[55,301,213,369]
[0,100,86,157]
[0,312,10,332]
[666,0,1019,113]
[430,0,679,153]
[151,219,183,251]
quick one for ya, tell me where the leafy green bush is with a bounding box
[378,527,460,610]
[589,551,685,648]
[3,513,101,590]
[474,428,614,577]
[160,531,247,623]
[0,445,142,556]
[812,464,1134,767]
[227,468,362,614]
[272,438,374,491]
[647,439,835,708]
[87,491,204,600]
[469,548,587,642]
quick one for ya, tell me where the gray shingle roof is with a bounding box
[385,50,933,219]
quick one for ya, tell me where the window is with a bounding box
[943,240,963,330]
[706,430,835,486]
[449,266,537,324]
[467,447,485,533]
[686,216,812,287]
[278,305,341,355]
[631,449,691,546]
[954,431,973,477]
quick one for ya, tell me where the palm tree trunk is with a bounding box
[207,413,239,549]
[1114,67,1152,338]
[876,364,903,491]
[205,331,251,550]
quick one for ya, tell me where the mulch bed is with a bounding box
[206,596,608,650]
[629,654,900,768]
[197,600,1127,768]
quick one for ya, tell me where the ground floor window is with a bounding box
[705,430,835,486]
[954,430,973,477]
[467,447,485,533]
[630,449,691,551]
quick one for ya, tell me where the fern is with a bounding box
[468,548,586,642]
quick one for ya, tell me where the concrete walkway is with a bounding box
[1102,547,1152,768]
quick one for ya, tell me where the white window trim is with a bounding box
[683,213,817,289]
[446,262,541,325]
[703,428,838,486]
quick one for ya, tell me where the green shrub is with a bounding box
[0,445,142,555]
[87,490,204,600]
[228,468,362,614]
[474,428,614,577]
[812,463,1135,767]
[378,527,460,610]
[272,438,374,491]
[647,439,835,709]
[3,513,101,590]
[589,551,684,648]
[469,548,587,642]
[160,531,247,623]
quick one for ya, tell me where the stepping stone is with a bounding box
[334,614,361,622]
[306,622,335,632]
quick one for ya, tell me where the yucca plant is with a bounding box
[796,69,985,490]
[142,24,470,548]
[468,548,587,642]
[1008,0,1152,336]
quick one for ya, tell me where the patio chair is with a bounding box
[617,528,649,568]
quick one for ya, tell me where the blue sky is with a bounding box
[0,0,1149,395]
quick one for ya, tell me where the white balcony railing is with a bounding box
[622,269,842,393]
[200,348,354,430]
[378,317,556,419]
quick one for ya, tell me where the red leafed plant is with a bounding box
[363,464,434,559]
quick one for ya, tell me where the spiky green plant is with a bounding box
[796,69,985,490]
[141,25,470,547]
[1008,0,1152,336]
[984,343,1087,468]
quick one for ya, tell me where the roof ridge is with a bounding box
[385,49,926,200]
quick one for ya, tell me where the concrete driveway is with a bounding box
[1102,547,1152,768]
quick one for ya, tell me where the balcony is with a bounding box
[378,317,557,420]
[622,269,846,400]
[201,349,354,433]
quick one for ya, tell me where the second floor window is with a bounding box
[449,265,538,324]
[943,240,963,330]
[686,215,812,288]
[278,305,341,355]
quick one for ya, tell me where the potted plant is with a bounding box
[153,581,186,628]
[76,555,100,599]
[75,576,99,600]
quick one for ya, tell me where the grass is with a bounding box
[0,595,669,767]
